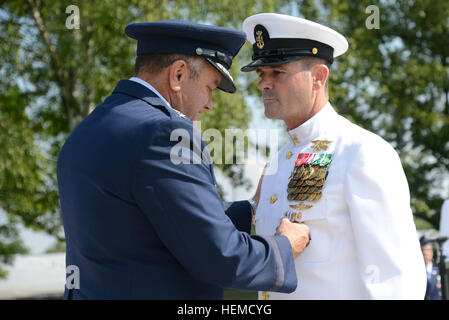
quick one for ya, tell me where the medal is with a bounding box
[287,152,332,203]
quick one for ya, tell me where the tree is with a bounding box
[0,0,279,276]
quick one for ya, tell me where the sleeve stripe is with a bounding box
[265,235,285,291]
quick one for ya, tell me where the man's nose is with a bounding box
[257,75,273,91]
[204,96,214,110]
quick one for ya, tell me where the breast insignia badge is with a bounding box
[289,203,313,211]
[287,153,333,202]
[311,140,333,152]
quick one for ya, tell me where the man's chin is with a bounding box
[194,111,203,121]
[264,107,281,120]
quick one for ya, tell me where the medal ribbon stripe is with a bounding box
[294,153,332,167]
[314,153,332,166]
[295,153,315,167]
[284,210,301,222]
[294,153,305,167]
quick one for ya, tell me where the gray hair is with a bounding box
[134,53,204,80]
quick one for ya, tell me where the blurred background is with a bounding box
[0,0,448,299]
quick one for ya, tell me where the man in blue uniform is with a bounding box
[57,20,310,299]
[420,236,442,300]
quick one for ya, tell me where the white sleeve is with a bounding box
[343,138,427,299]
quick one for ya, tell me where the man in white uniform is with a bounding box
[242,13,426,299]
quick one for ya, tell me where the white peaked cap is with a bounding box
[241,13,349,71]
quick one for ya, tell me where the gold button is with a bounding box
[312,47,318,55]
[261,291,270,300]
[286,151,293,159]
[293,134,300,144]
[270,195,277,204]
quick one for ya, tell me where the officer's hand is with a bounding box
[275,218,310,258]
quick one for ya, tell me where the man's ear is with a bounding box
[312,64,329,91]
[168,60,188,92]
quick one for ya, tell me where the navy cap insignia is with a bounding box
[256,30,264,49]
[254,24,269,51]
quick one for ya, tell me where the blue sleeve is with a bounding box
[131,118,297,293]
[207,162,252,234]
[224,200,252,234]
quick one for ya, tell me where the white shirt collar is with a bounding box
[129,77,188,119]
[286,102,336,145]
[129,77,172,108]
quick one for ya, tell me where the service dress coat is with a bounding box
[57,79,297,299]
[255,103,426,300]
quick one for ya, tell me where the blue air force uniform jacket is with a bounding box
[425,264,442,300]
[57,79,297,299]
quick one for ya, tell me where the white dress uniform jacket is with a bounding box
[256,103,427,299]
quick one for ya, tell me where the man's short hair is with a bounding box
[300,57,331,94]
[134,53,204,80]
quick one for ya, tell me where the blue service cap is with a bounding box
[420,236,431,246]
[125,20,246,93]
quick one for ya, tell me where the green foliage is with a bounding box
[224,288,257,300]
[45,239,66,253]
[0,223,28,278]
